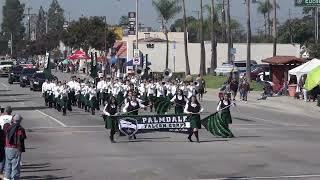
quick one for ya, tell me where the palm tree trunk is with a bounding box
[165,30,169,69]
[200,0,206,75]
[246,0,251,81]
[210,0,217,74]
[226,0,232,64]
[264,13,267,38]
[267,0,271,36]
[222,0,227,42]
[273,0,277,57]
[182,0,190,75]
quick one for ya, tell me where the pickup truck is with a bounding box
[0,61,14,77]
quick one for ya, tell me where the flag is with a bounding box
[201,112,234,138]
[90,52,98,79]
[43,52,52,79]
[154,97,172,115]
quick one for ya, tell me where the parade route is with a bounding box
[1,74,320,180]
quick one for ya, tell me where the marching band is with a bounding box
[40,72,233,143]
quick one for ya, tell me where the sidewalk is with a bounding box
[205,89,320,118]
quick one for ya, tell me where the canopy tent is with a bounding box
[215,64,238,74]
[68,50,90,60]
[289,58,320,82]
[304,65,320,91]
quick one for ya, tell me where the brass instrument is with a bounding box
[135,66,145,77]
[163,68,173,79]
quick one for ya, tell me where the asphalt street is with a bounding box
[0,72,320,180]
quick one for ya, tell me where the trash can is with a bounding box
[288,84,297,97]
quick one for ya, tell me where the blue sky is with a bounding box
[0,0,304,33]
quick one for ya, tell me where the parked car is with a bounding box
[8,65,24,84]
[0,61,14,77]
[19,68,39,87]
[29,72,46,91]
[251,64,270,80]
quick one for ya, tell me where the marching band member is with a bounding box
[60,82,70,116]
[67,76,77,106]
[138,80,148,105]
[103,96,118,143]
[42,79,49,106]
[101,77,110,106]
[156,81,166,97]
[74,79,82,108]
[53,81,61,111]
[216,93,234,130]
[79,80,87,109]
[184,95,203,143]
[186,82,197,99]
[146,80,156,112]
[47,80,56,108]
[96,77,105,106]
[122,94,146,140]
[88,83,98,115]
[170,89,188,114]
[179,82,187,96]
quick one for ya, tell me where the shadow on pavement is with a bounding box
[21,163,72,180]
[233,117,256,122]
[21,175,72,180]
[116,138,228,143]
[0,93,28,96]
[0,99,28,103]
[0,89,11,92]
[12,106,48,111]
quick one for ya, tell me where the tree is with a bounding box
[257,0,270,37]
[47,0,65,48]
[152,0,181,69]
[199,0,206,75]
[119,15,129,27]
[170,16,199,42]
[181,0,190,75]
[62,17,116,54]
[36,6,46,40]
[1,0,25,56]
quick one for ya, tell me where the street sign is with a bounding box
[128,12,136,35]
[133,57,140,65]
[295,0,320,7]
[231,48,236,55]
[133,49,141,65]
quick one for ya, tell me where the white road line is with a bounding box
[195,174,320,180]
[35,110,67,127]
[1,82,8,88]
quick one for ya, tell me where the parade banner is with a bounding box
[116,114,190,136]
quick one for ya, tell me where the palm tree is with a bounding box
[257,1,269,37]
[182,0,190,75]
[152,0,181,69]
[199,0,206,75]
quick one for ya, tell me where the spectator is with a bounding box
[3,114,26,180]
[0,106,13,129]
[239,79,250,103]
[229,78,239,101]
[0,122,5,179]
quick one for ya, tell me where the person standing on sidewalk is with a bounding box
[3,114,26,180]
[239,79,250,103]
[0,107,13,130]
[229,78,239,101]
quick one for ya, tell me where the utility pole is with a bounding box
[226,0,232,64]
[272,0,277,57]
[246,0,251,81]
[27,7,32,41]
[136,0,139,49]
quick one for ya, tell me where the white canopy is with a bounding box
[288,58,320,92]
[289,58,320,78]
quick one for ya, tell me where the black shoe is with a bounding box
[133,135,136,139]
[109,136,115,143]
[188,136,193,142]
[196,139,200,143]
